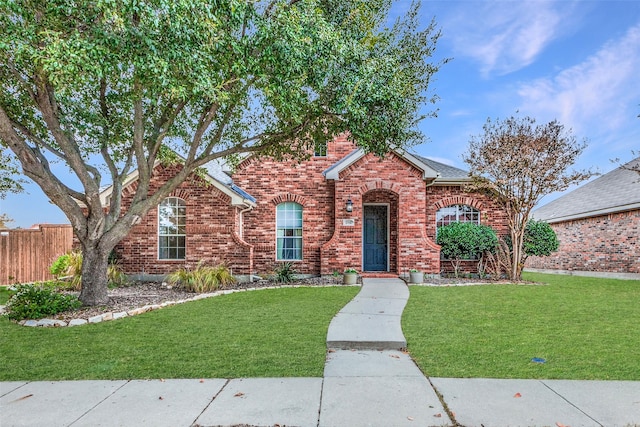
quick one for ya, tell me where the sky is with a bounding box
[2,0,640,228]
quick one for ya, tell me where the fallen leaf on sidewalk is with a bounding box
[160,378,165,382]
[434,413,442,418]
[556,422,570,427]
[390,354,400,359]
[407,416,414,421]
[514,392,522,398]
[199,379,204,383]
[234,392,245,397]
[10,394,33,403]
[328,349,336,353]
[159,396,164,400]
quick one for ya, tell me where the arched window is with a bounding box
[276,202,302,260]
[158,197,186,260]
[436,204,480,228]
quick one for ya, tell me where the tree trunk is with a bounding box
[78,242,111,306]
[511,232,525,281]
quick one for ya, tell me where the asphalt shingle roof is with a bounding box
[413,155,470,179]
[532,157,640,223]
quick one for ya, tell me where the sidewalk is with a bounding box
[2,278,639,426]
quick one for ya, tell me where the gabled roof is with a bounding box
[322,149,470,183]
[413,155,471,183]
[532,157,640,223]
[99,158,256,208]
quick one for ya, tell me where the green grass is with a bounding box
[0,286,358,381]
[403,272,640,380]
[0,286,10,304]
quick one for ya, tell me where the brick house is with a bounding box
[528,158,640,279]
[109,135,508,279]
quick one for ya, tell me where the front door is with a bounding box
[363,205,388,271]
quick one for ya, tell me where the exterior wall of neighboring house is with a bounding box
[113,164,253,276]
[527,158,640,279]
[527,209,640,276]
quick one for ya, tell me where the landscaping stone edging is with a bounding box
[14,284,355,328]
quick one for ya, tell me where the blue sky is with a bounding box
[2,0,640,228]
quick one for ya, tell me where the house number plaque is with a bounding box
[342,219,355,226]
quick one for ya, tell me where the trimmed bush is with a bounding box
[3,284,82,321]
[523,220,559,258]
[436,222,498,277]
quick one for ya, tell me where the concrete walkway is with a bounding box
[2,278,640,426]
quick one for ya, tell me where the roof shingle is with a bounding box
[532,157,640,223]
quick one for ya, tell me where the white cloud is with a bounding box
[517,22,640,134]
[444,1,576,76]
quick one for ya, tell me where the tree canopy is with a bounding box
[0,0,446,305]
[463,115,593,280]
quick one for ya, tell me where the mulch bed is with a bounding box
[47,275,500,322]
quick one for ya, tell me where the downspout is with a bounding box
[238,202,253,239]
[238,202,254,282]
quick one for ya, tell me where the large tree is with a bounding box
[0,0,446,305]
[463,115,593,281]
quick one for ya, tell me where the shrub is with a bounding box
[273,262,297,283]
[49,251,128,290]
[49,253,71,278]
[436,222,498,277]
[499,220,560,273]
[523,220,559,258]
[167,261,236,293]
[3,284,82,321]
[344,267,358,274]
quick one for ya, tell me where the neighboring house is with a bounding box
[528,158,640,279]
[109,135,508,278]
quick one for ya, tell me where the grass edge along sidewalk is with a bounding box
[403,272,640,381]
[0,286,359,381]
[2,273,639,381]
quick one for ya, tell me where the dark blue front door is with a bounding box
[363,205,388,271]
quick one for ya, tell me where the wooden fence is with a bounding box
[0,224,73,285]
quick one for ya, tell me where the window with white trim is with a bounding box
[276,202,302,260]
[313,141,327,157]
[436,204,480,228]
[158,197,186,260]
[436,204,481,260]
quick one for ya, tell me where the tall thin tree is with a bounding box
[463,115,594,280]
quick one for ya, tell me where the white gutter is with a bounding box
[542,202,640,224]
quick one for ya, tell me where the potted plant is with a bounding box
[409,269,423,284]
[343,268,358,285]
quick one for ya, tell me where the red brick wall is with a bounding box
[114,164,252,276]
[115,136,510,278]
[232,135,350,275]
[426,186,509,275]
[527,210,640,274]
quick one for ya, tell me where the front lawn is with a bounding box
[0,286,10,304]
[403,272,640,380]
[0,286,358,381]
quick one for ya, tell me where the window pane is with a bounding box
[159,197,186,260]
[276,202,302,260]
